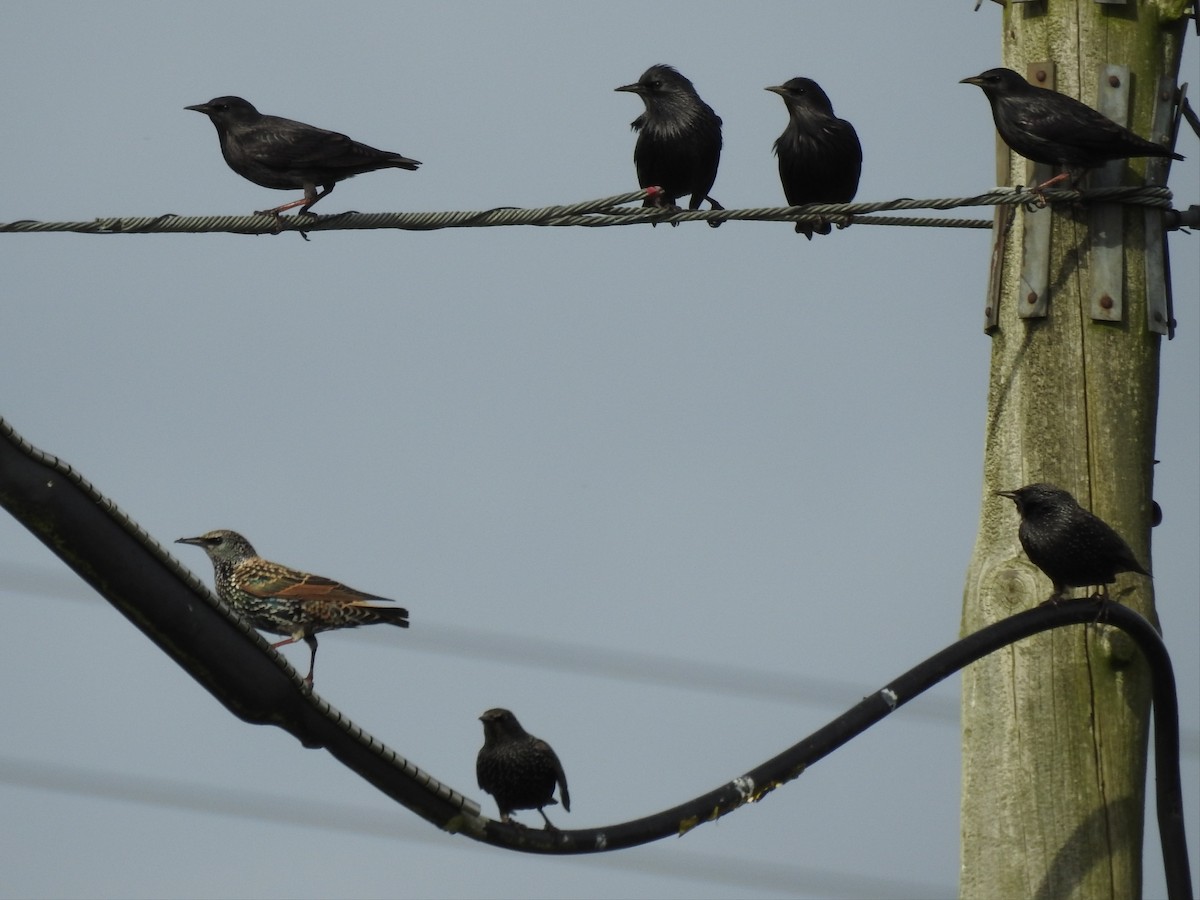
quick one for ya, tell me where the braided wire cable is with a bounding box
[0,185,1178,236]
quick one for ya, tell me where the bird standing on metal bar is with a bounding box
[176,529,409,686]
[615,65,724,226]
[960,68,1183,191]
[996,483,1151,603]
[476,707,571,829]
[766,77,862,239]
[185,96,421,217]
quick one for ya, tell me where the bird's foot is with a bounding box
[1084,587,1115,624]
[1090,596,1113,624]
[253,208,289,234]
[705,195,724,229]
[1018,187,1050,211]
[1023,171,1072,209]
[644,194,681,228]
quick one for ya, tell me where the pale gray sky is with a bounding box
[1,3,1196,898]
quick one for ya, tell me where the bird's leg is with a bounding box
[255,196,312,217]
[270,636,300,648]
[256,183,331,218]
[298,182,334,216]
[302,633,319,686]
[646,186,673,209]
[537,809,559,831]
[1031,171,1071,193]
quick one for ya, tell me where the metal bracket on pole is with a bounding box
[1018,62,1054,320]
[983,124,1012,332]
[1144,79,1183,338]
[1088,64,1130,323]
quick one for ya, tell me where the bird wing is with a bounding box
[239,116,380,172]
[1010,93,1135,153]
[537,739,570,812]
[237,560,395,605]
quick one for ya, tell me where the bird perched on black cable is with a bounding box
[615,65,724,227]
[766,77,862,239]
[176,529,409,686]
[960,68,1183,190]
[996,483,1151,602]
[476,708,571,829]
[185,96,421,216]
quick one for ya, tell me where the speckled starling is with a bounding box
[996,483,1151,601]
[176,529,409,685]
[960,68,1183,189]
[185,96,421,216]
[476,708,570,829]
[615,65,724,226]
[766,77,862,239]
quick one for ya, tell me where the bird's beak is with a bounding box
[994,490,1017,500]
[184,103,212,113]
[176,535,205,546]
[959,76,984,87]
[764,85,787,96]
[614,83,643,94]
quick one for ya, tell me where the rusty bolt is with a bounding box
[1035,69,1047,83]
[1108,74,1121,88]
[1026,291,1038,305]
[1099,294,1114,310]
[984,305,993,317]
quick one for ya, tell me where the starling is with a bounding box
[176,529,409,685]
[960,68,1183,190]
[615,65,724,226]
[996,483,1151,601]
[476,708,570,829]
[185,96,421,216]
[765,77,862,239]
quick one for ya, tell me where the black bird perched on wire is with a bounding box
[960,68,1183,190]
[765,77,862,239]
[185,96,421,216]
[176,529,409,686]
[476,708,571,829]
[615,65,724,226]
[996,483,1151,602]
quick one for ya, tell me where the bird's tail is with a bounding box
[352,600,411,627]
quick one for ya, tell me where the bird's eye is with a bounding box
[649,79,662,89]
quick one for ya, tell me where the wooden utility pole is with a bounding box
[960,1,1187,898]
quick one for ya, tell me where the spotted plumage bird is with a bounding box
[766,77,862,238]
[996,483,1151,602]
[615,64,724,226]
[185,96,421,216]
[476,708,571,829]
[960,68,1183,190]
[176,529,409,685]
